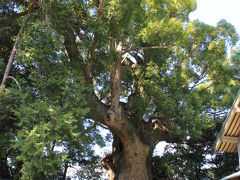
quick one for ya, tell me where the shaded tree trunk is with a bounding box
[102,129,153,180]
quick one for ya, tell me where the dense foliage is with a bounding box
[152,120,239,179]
[0,1,106,179]
[0,0,240,179]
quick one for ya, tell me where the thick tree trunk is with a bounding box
[102,132,153,180]
[100,39,154,179]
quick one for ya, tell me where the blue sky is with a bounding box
[190,0,240,35]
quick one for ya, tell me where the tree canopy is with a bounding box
[0,0,240,179]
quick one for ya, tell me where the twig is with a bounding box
[7,76,21,90]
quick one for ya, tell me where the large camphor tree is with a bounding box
[1,0,240,179]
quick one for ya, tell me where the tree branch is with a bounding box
[0,1,39,94]
[189,70,208,91]
[86,0,105,82]
[63,27,84,67]
[108,41,123,123]
[0,10,29,19]
[124,44,170,53]
[63,27,109,125]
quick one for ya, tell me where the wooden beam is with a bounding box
[227,113,239,136]
[215,140,221,151]
[220,136,240,143]
[228,143,234,152]
[235,106,240,113]
[223,142,230,151]
[223,95,240,135]
[232,113,240,136]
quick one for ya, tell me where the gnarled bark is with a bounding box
[102,130,153,180]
